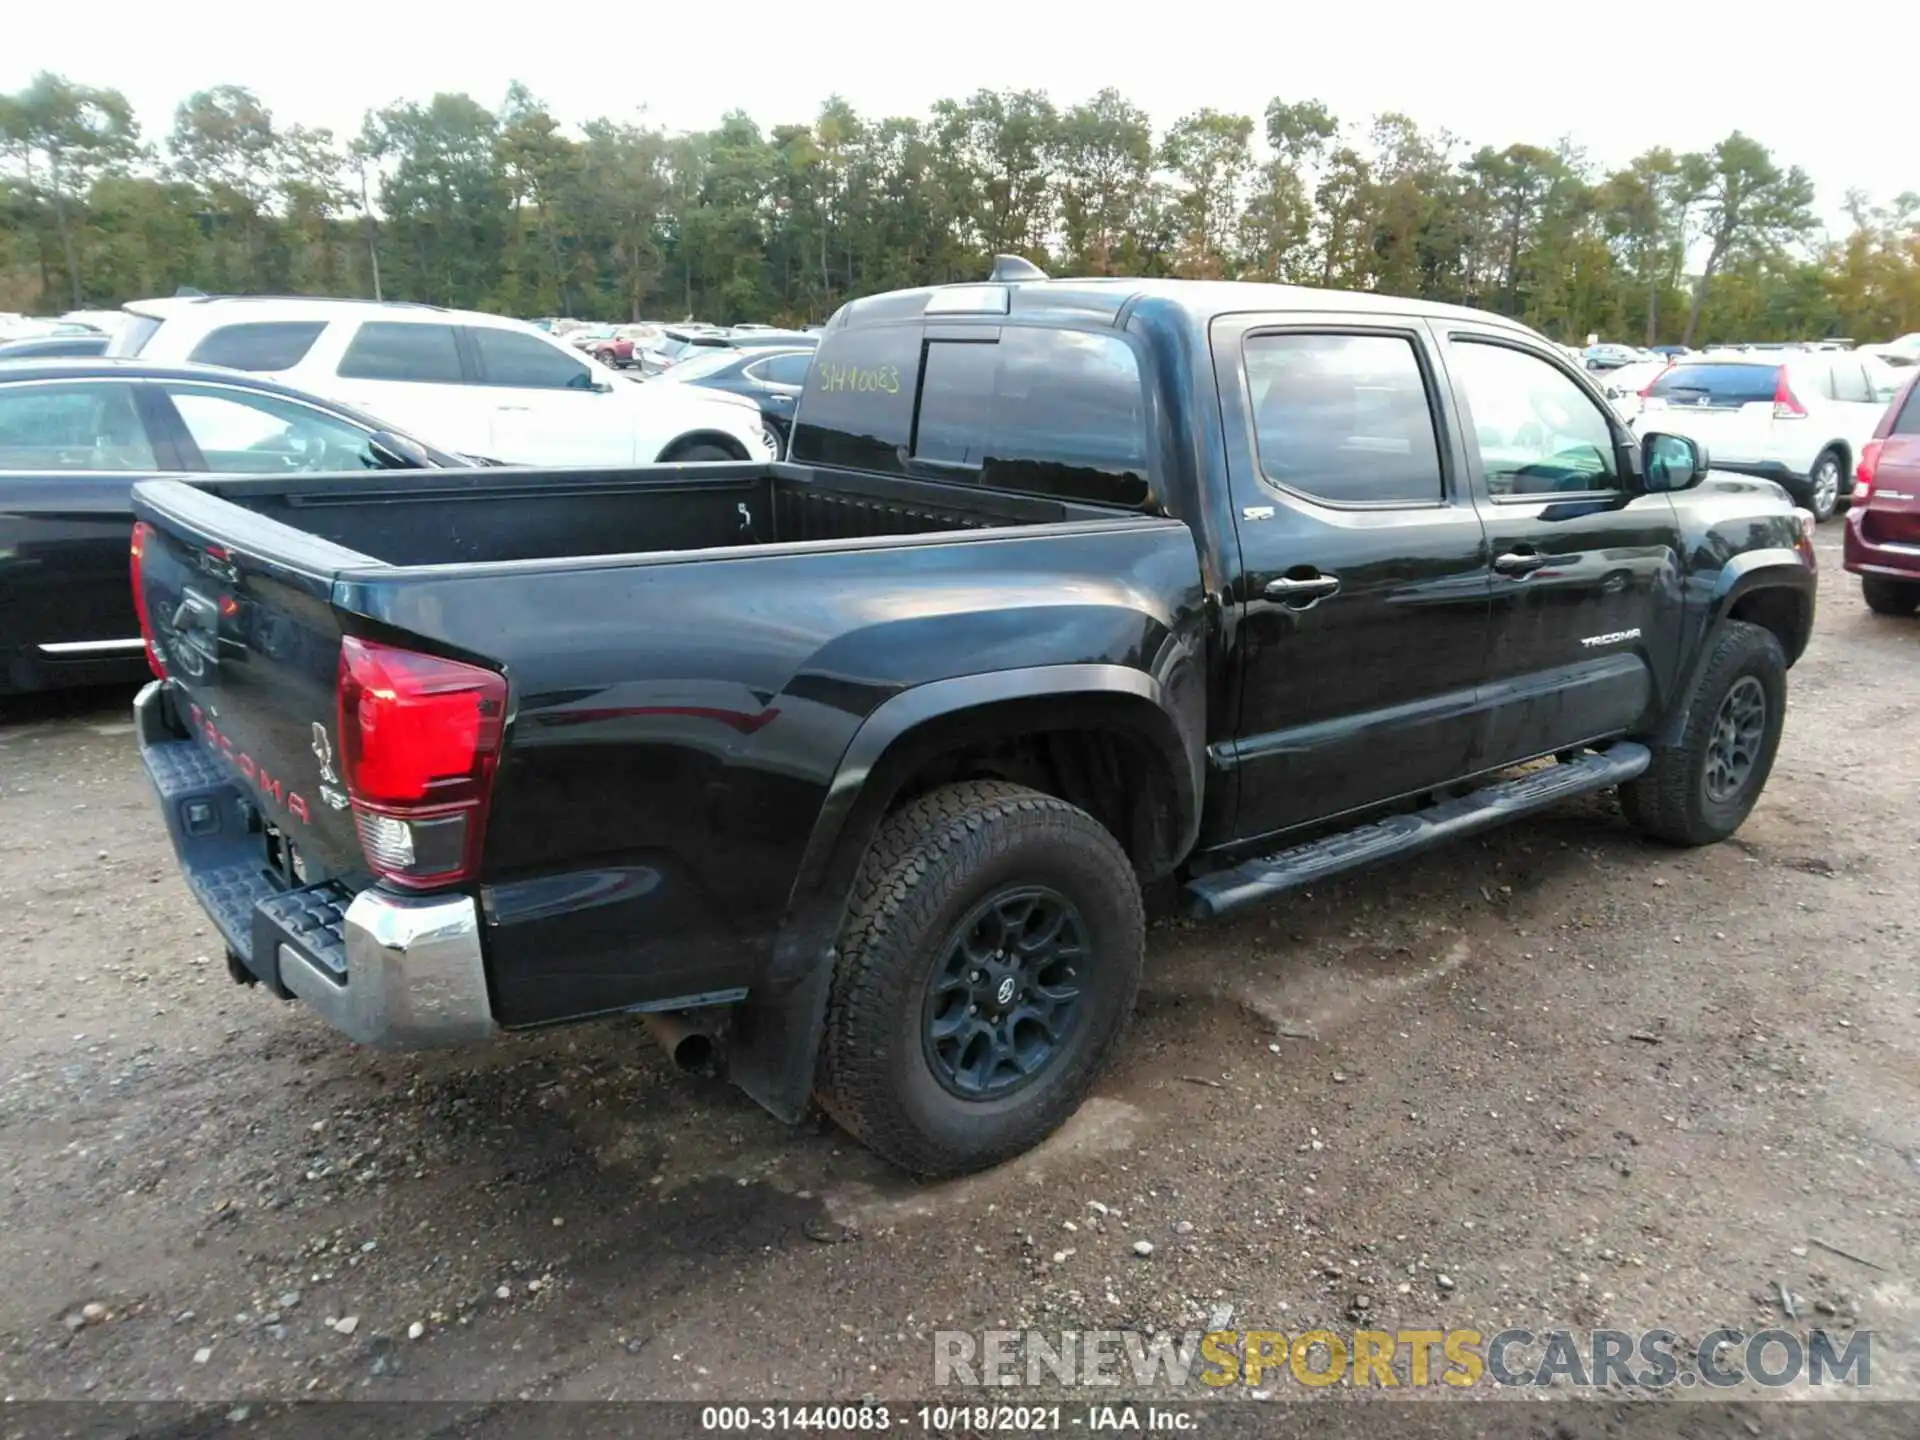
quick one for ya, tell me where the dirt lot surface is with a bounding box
[0,525,1914,1435]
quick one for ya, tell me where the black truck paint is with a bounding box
[129,270,1818,1174]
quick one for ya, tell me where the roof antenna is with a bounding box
[174,286,209,298]
[988,254,1048,283]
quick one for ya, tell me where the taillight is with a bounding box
[128,521,166,679]
[336,636,507,890]
[1772,370,1807,419]
[1855,440,1883,503]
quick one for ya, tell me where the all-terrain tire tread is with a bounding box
[1621,620,1786,847]
[816,780,1143,1177]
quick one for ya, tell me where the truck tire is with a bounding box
[1621,620,1787,847]
[1861,576,1920,617]
[816,780,1144,1177]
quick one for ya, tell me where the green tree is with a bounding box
[1161,108,1253,278]
[1679,132,1817,346]
[0,72,142,306]
[1054,89,1152,275]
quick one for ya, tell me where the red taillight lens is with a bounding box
[337,636,507,889]
[1772,370,1807,419]
[1855,439,1883,503]
[128,521,166,679]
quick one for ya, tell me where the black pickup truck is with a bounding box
[129,261,1817,1176]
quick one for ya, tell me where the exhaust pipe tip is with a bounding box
[671,1030,717,1075]
[641,1012,722,1077]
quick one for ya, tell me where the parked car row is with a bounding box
[0,358,470,695]
[1629,348,1904,520]
[103,296,779,469]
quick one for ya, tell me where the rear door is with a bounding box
[741,350,811,437]
[1859,378,1920,549]
[463,324,637,466]
[1436,324,1684,768]
[1210,315,1492,840]
[0,377,181,676]
[1830,356,1898,460]
[1637,360,1783,464]
[331,320,486,456]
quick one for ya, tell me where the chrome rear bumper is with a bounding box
[136,680,496,1049]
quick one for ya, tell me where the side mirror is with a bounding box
[367,430,432,470]
[1641,431,1708,492]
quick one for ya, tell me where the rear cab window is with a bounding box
[795,322,1153,509]
[1645,363,1781,408]
[337,322,465,383]
[186,322,326,372]
[913,327,1152,507]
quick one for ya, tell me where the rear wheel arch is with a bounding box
[656,430,748,462]
[805,682,1200,915]
[726,669,1199,1125]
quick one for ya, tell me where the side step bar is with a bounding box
[1183,742,1652,920]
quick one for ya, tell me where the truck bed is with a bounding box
[128,459,1205,1029]
[146,460,1133,569]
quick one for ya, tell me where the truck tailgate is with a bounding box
[132,479,370,885]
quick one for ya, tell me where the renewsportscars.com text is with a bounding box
[934,1327,1873,1390]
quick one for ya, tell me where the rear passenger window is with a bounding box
[337,323,464,383]
[187,322,325,372]
[1243,333,1444,506]
[0,381,156,471]
[750,351,813,386]
[1829,362,1870,404]
[913,328,1151,507]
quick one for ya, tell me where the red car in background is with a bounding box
[588,325,661,370]
[1844,365,1920,616]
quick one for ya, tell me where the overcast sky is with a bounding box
[8,1,1905,231]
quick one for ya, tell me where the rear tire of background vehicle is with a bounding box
[1622,620,1787,847]
[666,442,738,462]
[1805,449,1844,522]
[816,780,1145,1178]
[1861,577,1920,617]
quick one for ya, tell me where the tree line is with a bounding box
[4,70,1918,346]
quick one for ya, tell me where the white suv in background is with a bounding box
[1633,349,1904,520]
[107,297,778,467]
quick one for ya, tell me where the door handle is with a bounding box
[495,404,531,412]
[1493,550,1550,577]
[1264,573,1341,602]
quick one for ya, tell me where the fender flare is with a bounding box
[726,662,1202,1123]
[1658,549,1815,746]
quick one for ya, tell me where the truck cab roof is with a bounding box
[830,273,1543,342]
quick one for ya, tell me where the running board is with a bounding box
[1183,743,1651,920]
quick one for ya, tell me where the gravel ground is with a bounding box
[0,525,1914,1432]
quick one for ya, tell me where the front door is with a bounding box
[464,325,636,467]
[1434,324,1686,769]
[1211,316,1493,842]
